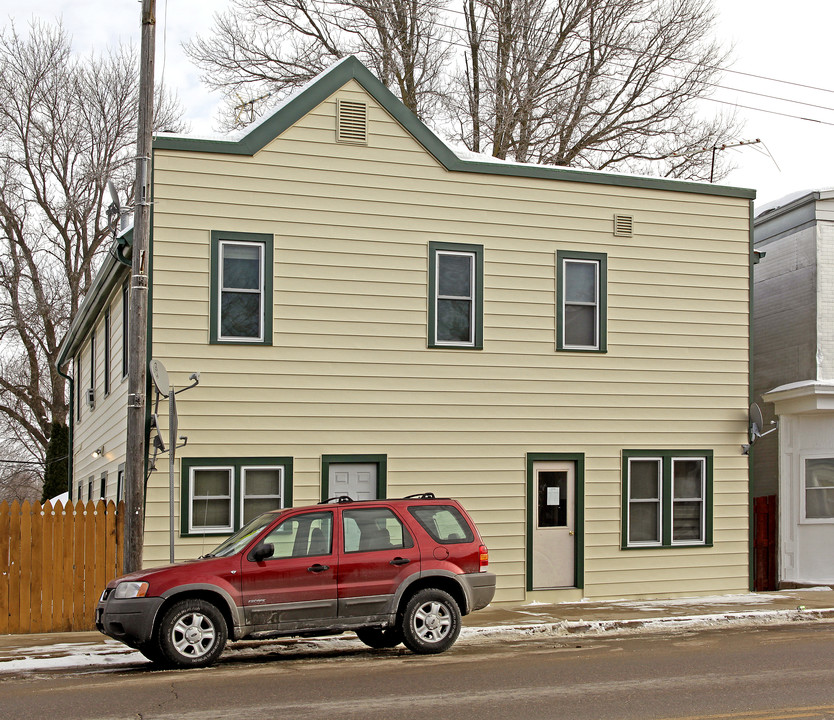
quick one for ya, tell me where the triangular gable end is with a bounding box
[154,57,454,161]
[154,56,754,200]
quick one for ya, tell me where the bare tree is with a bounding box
[0,21,183,473]
[189,0,739,180]
[0,461,42,503]
[185,0,451,124]
[449,0,739,178]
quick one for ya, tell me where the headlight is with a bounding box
[113,581,150,599]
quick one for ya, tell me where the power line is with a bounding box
[224,0,834,129]
[309,0,834,112]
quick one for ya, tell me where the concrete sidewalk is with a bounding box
[460,587,834,637]
[1,588,833,668]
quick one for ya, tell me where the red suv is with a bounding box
[96,494,495,668]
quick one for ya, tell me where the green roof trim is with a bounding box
[57,229,133,368]
[154,56,755,200]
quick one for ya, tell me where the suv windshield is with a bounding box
[206,511,282,558]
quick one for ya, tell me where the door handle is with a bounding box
[308,563,330,573]
[390,557,410,566]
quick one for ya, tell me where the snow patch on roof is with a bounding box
[155,56,356,144]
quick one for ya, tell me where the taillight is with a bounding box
[479,544,489,571]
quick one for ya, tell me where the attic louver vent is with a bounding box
[614,214,634,237]
[337,99,368,144]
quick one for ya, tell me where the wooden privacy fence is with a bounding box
[0,500,124,634]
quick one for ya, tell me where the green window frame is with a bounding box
[103,308,111,396]
[181,456,293,536]
[428,241,483,349]
[621,449,713,549]
[210,231,273,345]
[122,282,129,378]
[75,354,82,422]
[557,250,607,352]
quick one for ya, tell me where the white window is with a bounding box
[562,258,599,349]
[804,457,834,521]
[183,457,291,536]
[434,250,475,346]
[624,452,710,548]
[218,240,264,342]
[241,466,283,526]
[189,466,234,533]
[672,458,705,543]
[627,458,662,545]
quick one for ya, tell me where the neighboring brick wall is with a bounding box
[752,225,817,496]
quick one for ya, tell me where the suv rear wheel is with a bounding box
[157,599,228,668]
[400,588,461,654]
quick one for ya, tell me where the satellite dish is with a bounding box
[149,358,170,398]
[750,402,764,440]
[106,180,121,234]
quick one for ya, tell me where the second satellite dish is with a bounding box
[149,358,170,398]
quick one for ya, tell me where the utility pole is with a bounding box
[124,0,156,574]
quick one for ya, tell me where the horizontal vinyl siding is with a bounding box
[72,281,129,501]
[144,80,751,600]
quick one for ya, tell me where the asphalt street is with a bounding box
[1,621,833,719]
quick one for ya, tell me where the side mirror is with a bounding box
[248,543,274,562]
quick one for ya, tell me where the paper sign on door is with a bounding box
[546,486,560,506]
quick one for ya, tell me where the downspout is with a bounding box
[57,364,75,501]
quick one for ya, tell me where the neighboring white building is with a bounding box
[754,189,834,586]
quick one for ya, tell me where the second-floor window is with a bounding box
[428,242,483,349]
[210,231,273,345]
[557,250,607,352]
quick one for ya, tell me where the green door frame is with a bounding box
[526,452,585,591]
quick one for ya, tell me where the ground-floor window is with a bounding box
[622,449,713,548]
[803,456,834,520]
[181,457,293,536]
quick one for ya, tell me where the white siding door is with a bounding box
[328,463,377,500]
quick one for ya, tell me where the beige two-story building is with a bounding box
[58,57,756,604]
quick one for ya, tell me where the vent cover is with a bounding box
[614,214,633,237]
[336,99,368,144]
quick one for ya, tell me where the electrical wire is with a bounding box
[235,0,834,126]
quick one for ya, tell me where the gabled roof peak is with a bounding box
[155,56,753,200]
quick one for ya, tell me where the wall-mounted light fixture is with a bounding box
[91,446,104,459]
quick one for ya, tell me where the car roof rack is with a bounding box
[402,492,436,499]
[320,496,355,504]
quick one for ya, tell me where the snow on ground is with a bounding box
[0,640,145,674]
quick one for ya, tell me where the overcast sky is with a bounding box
[5,0,833,207]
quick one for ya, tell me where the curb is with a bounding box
[461,607,834,640]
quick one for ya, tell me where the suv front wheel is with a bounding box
[157,599,228,668]
[400,588,461,654]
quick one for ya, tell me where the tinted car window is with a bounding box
[261,511,333,559]
[343,507,413,553]
[408,505,474,544]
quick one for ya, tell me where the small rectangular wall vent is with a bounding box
[337,99,368,145]
[614,214,633,237]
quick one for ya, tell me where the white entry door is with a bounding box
[532,461,576,589]
[328,463,377,501]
